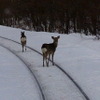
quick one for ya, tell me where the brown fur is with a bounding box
[41,36,60,67]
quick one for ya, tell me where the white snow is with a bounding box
[0,46,41,100]
[0,25,100,100]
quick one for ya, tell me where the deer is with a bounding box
[41,36,60,67]
[20,31,27,52]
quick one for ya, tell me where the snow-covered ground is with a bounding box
[0,25,100,100]
[0,45,41,100]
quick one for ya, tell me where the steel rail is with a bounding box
[0,36,90,100]
[0,42,45,100]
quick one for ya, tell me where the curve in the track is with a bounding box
[0,42,45,100]
[0,36,90,100]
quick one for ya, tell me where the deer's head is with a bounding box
[52,36,60,44]
[21,31,25,37]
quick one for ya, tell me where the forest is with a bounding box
[0,0,100,35]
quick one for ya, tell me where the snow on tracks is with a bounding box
[0,36,90,100]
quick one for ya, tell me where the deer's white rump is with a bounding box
[20,31,27,52]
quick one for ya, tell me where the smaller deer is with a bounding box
[41,36,60,67]
[20,31,27,52]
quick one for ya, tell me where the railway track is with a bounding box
[0,40,45,100]
[0,36,90,100]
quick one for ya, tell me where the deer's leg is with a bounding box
[25,43,27,51]
[44,53,48,67]
[47,54,50,67]
[43,54,45,67]
[52,53,54,65]
[46,55,49,67]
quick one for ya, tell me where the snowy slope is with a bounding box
[0,26,100,100]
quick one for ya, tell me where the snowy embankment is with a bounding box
[0,25,100,100]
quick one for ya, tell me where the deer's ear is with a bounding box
[58,36,60,39]
[52,36,54,39]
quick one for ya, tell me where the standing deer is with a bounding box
[41,36,60,67]
[20,31,27,52]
